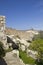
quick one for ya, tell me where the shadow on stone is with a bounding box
[7,36,19,49]
[0,57,7,65]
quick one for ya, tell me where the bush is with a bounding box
[29,38,43,65]
[19,50,35,64]
[0,41,5,58]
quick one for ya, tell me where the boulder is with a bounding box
[12,50,19,58]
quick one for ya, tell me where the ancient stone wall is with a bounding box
[0,16,8,49]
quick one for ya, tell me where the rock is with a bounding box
[12,50,19,58]
[21,45,25,51]
[4,51,25,65]
[27,49,37,59]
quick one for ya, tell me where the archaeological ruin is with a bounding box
[0,16,8,49]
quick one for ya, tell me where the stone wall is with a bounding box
[0,16,8,49]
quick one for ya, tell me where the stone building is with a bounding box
[0,16,8,49]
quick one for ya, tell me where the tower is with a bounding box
[0,16,8,49]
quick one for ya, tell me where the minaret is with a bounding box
[0,16,8,49]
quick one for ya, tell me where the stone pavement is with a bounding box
[4,51,25,65]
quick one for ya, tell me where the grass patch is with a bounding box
[19,50,35,64]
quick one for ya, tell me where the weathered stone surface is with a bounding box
[21,45,25,51]
[4,51,25,65]
[0,16,8,49]
[12,50,19,58]
[27,49,37,59]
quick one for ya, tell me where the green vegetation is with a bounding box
[29,34,43,65]
[0,41,5,58]
[39,31,43,39]
[0,41,12,57]
[19,50,35,64]
[29,38,43,51]
[19,32,43,65]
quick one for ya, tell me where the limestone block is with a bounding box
[12,50,19,58]
[27,49,37,59]
[21,45,25,51]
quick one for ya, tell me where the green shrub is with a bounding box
[19,50,35,64]
[29,38,43,64]
[0,41,5,57]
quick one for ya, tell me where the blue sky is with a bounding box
[0,0,43,30]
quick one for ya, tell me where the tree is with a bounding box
[39,31,43,39]
[0,41,5,58]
